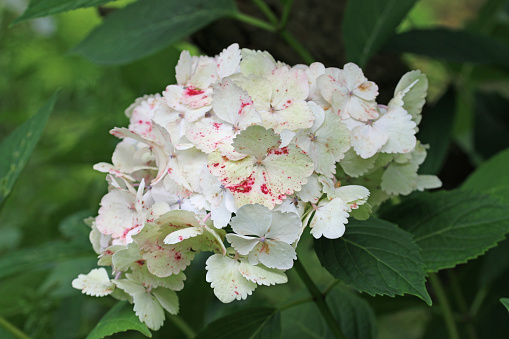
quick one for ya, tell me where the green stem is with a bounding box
[469,286,488,317]
[279,30,315,64]
[230,12,276,32]
[430,273,460,339]
[447,271,477,339]
[322,280,340,297]
[279,296,313,311]
[293,260,346,339]
[167,315,196,339]
[251,0,279,26]
[279,0,295,30]
[0,317,30,339]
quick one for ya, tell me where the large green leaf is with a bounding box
[473,93,509,159]
[463,147,509,205]
[86,301,152,339]
[343,0,418,66]
[381,190,509,272]
[0,91,59,207]
[501,298,509,313]
[384,28,509,65]
[281,287,377,339]
[195,307,280,339]
[12,0,115,25]
[418,87,456,175]
[314,218,431,305]
[72,0,236,65]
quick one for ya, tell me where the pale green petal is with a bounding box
[230,204,272,236]
[265,211,301,244]
[98,245,126,266]
[238,260,288,286]
[296,172,322,203]
[152,288,179,315]
[339,148,379,177]
[112,242,142,271]
[232,125,281,158]
[205,254,256,303]
[164,227,204,245]
[133,290,165,331]
[248,240,297,270]
[240,49,276,76]
[390,70,428,125]
[128,264,186,291]
[376,106,417,154]
[416,175,442,191]
[225,234,260,255]
[381,163,418,195]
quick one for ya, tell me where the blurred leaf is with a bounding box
[343,0,418,66]
[462,147,509,205]
[0,271,47,317]
[281,287,377,339]
[58,210,93,243]
[384,28,509,65]
[314,218,431,305]
[72,0,236,65]
[479,237,509,286]
[86,301,152,339]
[501,298,509,313]
[327,287,377,339]
[473,92,509,159]
[12,0,115,25]
[0,91,59,208]
[381,190,509,272]
[0,241,90,280]
[195,307,280,339]
[467,0,508,32]
[418,87,456,175]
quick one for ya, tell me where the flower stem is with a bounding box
[279,296,313,311]
[167,315,196,339]
[279,0,295,30]
[230,12,277,32]
[0,317,30,339]
[279,30,315,64]
[293,260,346,339]
[251,0,279,26]
[429,273,460,339]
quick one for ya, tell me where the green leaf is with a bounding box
[463,147,509,205]
[314,218,431,305]
[473,92,509,159]
[467,0,508,32]
[381,190,509,272]
[383,28,509,65]
[12,0,115,25]
[86,301,152,339]
[281,288,377,339]
[195,307,281,339]
[501,298,509,313]
[418,87,456,175]
[72,0,236,65]
[343,0,418,66]
[0,91,59,207]
[327,287,377,339]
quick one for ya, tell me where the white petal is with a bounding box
[230,204,272,237]
[249,240,297,270]
[265,211,301,244]
[310,199,349,239]
[216,43,241,78]
[238,260,288,286]
[350,124,388,159]
[72,268,114,297]
[375,106,417,154]
[205,254,256,303]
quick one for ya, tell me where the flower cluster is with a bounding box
[72,44,440,330]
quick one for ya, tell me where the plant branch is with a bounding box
[230,12,277,32]
[0,317,31,339]
[430,273,460,339]
[279,296,313,311]
[279,0,295,30]
[250,0,279,26]
[322,280,340,297]
[448,271,477,339]
[293,260,346,339]
[167,314,196,339]
[279,30,315,64]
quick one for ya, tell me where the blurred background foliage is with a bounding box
[1,0,509,338]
